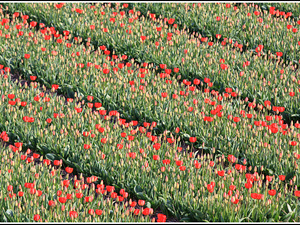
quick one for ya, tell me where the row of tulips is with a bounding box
[0,74,300,221]
[1,3,300,122]
[256,3,300,19]
[0,10,299,178]
[132,2,300,64]
[0,144,164,222]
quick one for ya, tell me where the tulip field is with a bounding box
[0,2,300,223]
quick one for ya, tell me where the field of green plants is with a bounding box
[0,2,300,222]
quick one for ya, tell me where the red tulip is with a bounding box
[87,95,94,101]
[7,94,15,99]
[153,143,161,150]
[188,107,193,112]
[90,25,95,30]
[58,197,67,204]
[94,102,102,108]
[266,175,273,182]
[66,194,72,200]
[153,155,160,160]
[33,153,40,158]
[179,166,186,171]
[130,201,137,207]
[65,167,73,173]
[43,159,51,166]
[161,92,168,98]
[53,160,61,166]
[231,92,237,97]
[174,68,179,73]
[203,116,212,122]
[14,142,22,148]
[69,211,78,219]
[63,180,70,187]
[95,209,103,215]
[106,186,115,192]
[88,209,95,215]
[207,184,214,193]
[33,214,40,221]
[151,122,157,128]
[176,160,183,166]
[84,144,90,149]
[142,208,151,216]
[138,199,145,206]
[251,193,263,200]
[157,214,167,222]
[231,197,239,204]
[85,196,93,202]
[217,170,225,177]
[76,192,83,199]
[194,162,201,169]
[103,68,110,74]
[229,185,236,191]
[227,155,236,163]
[204,77,210,83]
[134,209,140,215]
[193,79,200,85]
[16,101,26,109]
[233,117,240,123]
[268,189,276,196]
[168,18,175,24]
[189,137,197,143]
[162,159,171,165]
[48,200,55,207]
[245,183,252,189]
[7,185,13,192]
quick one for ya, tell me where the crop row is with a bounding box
[257,3,300,19]
[1,73,300,221]
[2,3,300,122]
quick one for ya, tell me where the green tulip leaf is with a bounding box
[45,153,57,161]
[5,209,13,218]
